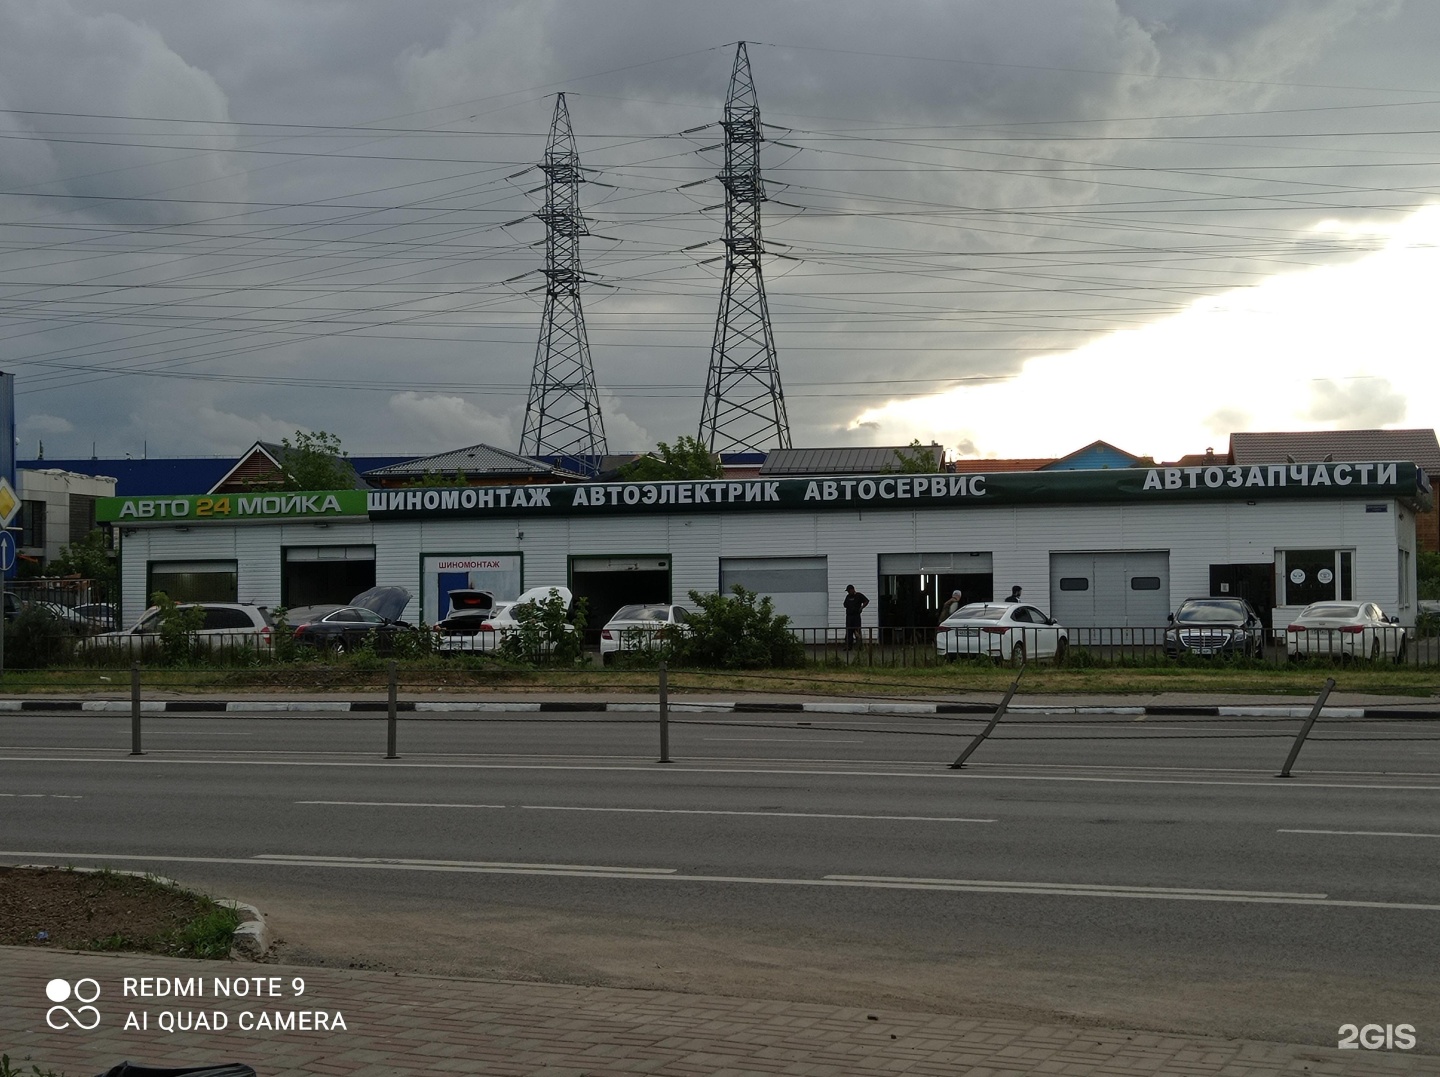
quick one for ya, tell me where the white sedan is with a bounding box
[599,604,690,664]
[1286,601,1407,662]
[936,603,1069,665]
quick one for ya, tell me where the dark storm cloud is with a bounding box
[5,0,1432,459]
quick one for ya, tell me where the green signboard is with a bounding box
[97,490,369,524]
[365,461,1431,521]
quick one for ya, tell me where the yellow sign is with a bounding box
[0,477,17,527]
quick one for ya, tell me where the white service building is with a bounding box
[98,461,1430,633]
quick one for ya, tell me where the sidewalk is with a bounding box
[2,688,1438,719]
[5,948,1433,1077]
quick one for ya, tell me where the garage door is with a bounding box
[1049,552,1170,629]
[720,556,828,629]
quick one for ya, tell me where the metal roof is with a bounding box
[759,446,932,475]
[363,443,578,479]
[1229,429,1440,473]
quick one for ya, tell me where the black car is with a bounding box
[1165,596,1265,659]
[291,586,412,653]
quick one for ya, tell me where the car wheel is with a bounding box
[1010,642,1027,668]
[601,651,613,667]
[1370,637,1381,662]
[330,638,348,655]
[1053,638,1069,666]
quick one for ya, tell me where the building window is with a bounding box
[68,494,98,544]
[1130,576,1162,590]
[1399,548,1412,606]
[147,560,239,603]
[1279,549,1352,606]
[19,500,46,549]
[1058,577,1090,591]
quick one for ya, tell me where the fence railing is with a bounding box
[1,615,1436,670]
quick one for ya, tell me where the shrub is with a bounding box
[2,605,75,669]
[150,592,205,664]
[670,585,805,669]
[499,591,587,665]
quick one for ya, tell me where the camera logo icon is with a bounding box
[45,978,101,1030]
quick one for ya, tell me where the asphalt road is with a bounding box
[3,705,1439,1049]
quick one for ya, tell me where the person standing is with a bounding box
[1005,585,1023,603]
[939,589,964,622]
[843,584,870,650]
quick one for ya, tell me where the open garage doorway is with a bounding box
[878,552,993,629]
[569,555,671,643]
[282,546,376,608]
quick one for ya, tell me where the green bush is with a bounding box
[499,591,587,665]
[2,606,75,669]
[670,585,805,669]
[150,592,205,664]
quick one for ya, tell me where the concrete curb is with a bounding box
[2,698,1436,718]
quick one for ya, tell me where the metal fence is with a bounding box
[2,614,1437,669]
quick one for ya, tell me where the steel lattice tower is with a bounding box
[699,42,791,453]
[521,93,606,472]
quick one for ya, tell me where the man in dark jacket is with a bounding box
[843,584,869,650]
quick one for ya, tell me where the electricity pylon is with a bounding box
[699,42,791,454]
[521,93,607,472]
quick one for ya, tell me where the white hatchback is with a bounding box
[936,602,1069,665]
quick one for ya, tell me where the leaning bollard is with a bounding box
[1277,677,1336,778]
[129,663,144,756]
[658,660,671,763]
[385,660,398,759]
[949,667,1024,769]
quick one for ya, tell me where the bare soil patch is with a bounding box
[0,866,238,958]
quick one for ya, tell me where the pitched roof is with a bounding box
[758,445,942,476]
[949,457,1055,473]
[1039,439,1143,470]
[1229,429,1440,472]
[363,443,583,480]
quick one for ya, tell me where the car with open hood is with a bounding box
[290,585,413,653]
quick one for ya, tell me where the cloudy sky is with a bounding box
[4,0,1439,464]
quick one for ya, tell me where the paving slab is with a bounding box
[3,948,1435,1077]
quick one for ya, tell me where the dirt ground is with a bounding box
[0,866,230,956]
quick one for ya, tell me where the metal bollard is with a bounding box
[658,660,671,763]
[950,668,1023,770]
[130,663,144,756]
[385,660,398,759]
[1277,677,1335,778]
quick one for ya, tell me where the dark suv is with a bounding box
[1165,597,1265,659]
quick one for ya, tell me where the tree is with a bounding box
[617,436,722,481]
[277,430,354,491]
[44,529,117,598]
[892,440,941,473]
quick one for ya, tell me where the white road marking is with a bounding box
[1280,828,1440,839]
[702,738,864,743]
[521,805,994,822]
[299,800,508,809]
[146,731,256,736]
[3,849,1438,912]
[3,755,1438,790]
[253,853,677,874]
[824,875,1327,899]
[0,793,82,799]
[296,801,993,822]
